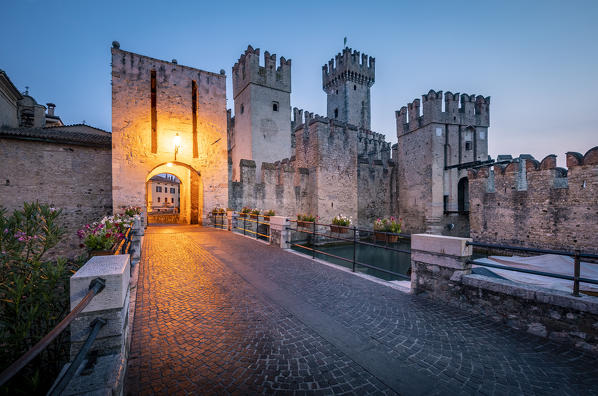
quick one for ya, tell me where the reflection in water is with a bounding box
[292,241,411,281]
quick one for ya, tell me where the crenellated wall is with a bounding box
[469,147,598,254]
[229,158,311,216]
[395,89,490,236]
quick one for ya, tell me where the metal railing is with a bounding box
[0,278,106,389]
[234,214,271,242]
[210,213,227,230]
[286,220,411,280]
[115,226,134,255]
[466,241,598,297]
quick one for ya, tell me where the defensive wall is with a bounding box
[469,147,598,254]
[395,90,490,236]
[230,109,393,227]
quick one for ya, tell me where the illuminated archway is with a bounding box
[145,162,203,225]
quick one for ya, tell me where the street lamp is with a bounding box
[173,133,181,160]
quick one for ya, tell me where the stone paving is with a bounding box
[126,226,598,395]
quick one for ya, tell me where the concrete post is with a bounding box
[130,218,143,266]
[269,216,290,249]
[227,210,233,231]
[69,255,130,360]
[410,234,472,297]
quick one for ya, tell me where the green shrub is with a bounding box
[0,202,79,394]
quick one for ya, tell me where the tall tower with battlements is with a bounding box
[230,45,291,181]
[322,47,375,129]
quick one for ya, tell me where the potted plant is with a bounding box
[250,208,260,219]
[330,214,351,233]
[263,209,275,222]
[373,217,402,243]
[211,207,225,216]
[78,214,132,257]
[297,214,316,230]
[239,207,250,218]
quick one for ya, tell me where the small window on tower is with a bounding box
[240,104,244,114]
[334,108,338,118]
[465,141,472,151]
[354,85,357,90]
[272,101,279,112]
[335,89,338,94]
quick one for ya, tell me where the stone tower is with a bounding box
[395,90,490,236]
[322,47,375,129]
[230,45,291,181]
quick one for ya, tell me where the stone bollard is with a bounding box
[130,218,143,266]
[410,234,472,297]
[69,255,131,360]
[269,216,290,249]
[226,210,233,231]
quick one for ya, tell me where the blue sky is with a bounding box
[1,0,596,166]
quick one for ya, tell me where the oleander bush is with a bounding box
[0,202,82,395]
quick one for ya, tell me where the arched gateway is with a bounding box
[110,44,228,224]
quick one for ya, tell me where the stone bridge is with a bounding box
[122,225,598,395]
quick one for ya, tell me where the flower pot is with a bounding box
[250,214,259,219]
[330,225,349,234]
[239,213,248,218]
[89,249,114,257]
[374,231,399,243]
[263,216,270,222]
[387,234,399,243]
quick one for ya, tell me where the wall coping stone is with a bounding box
[70,255,130,313]
[411,233,472,257]
[462,274,598,314]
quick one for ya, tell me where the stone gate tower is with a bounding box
[230,46,291,181]
[322,48,375,129]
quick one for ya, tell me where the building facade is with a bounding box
[111,42,228,225]
[147,174,180,212]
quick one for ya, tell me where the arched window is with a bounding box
[458,177,469,213]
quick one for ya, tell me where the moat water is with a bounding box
[291,240,411,281]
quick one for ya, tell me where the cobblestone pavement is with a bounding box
[126,226,598,395]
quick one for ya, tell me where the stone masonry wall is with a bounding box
[357,159,392,228]
[469,147,598,254]
[229,159,311,217]
[395,90,489,236]
[112,46,228,224]
[0,138,112,258]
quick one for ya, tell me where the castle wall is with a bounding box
[395,90,490,235]
[111,47,228,224]
[0,138,112,258]
[295,117,358,224]
[357,159,392,228]
[229,159,311,217]
[469,148,598,254]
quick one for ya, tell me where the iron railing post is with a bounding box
[352,226,356,272]
[573,250,581,297]
[312,221,316,259]
[243,217,246,236]
[49,318,107,396]
[0,278,105,387]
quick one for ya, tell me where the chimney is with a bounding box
[46,103,56,116]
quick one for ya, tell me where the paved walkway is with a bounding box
[126,226,598,395]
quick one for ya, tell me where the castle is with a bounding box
[0,42,595,257]
[228,46,490,235]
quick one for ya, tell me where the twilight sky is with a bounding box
[1,0,596,167]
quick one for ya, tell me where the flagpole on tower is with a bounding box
[344,37,347,47]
